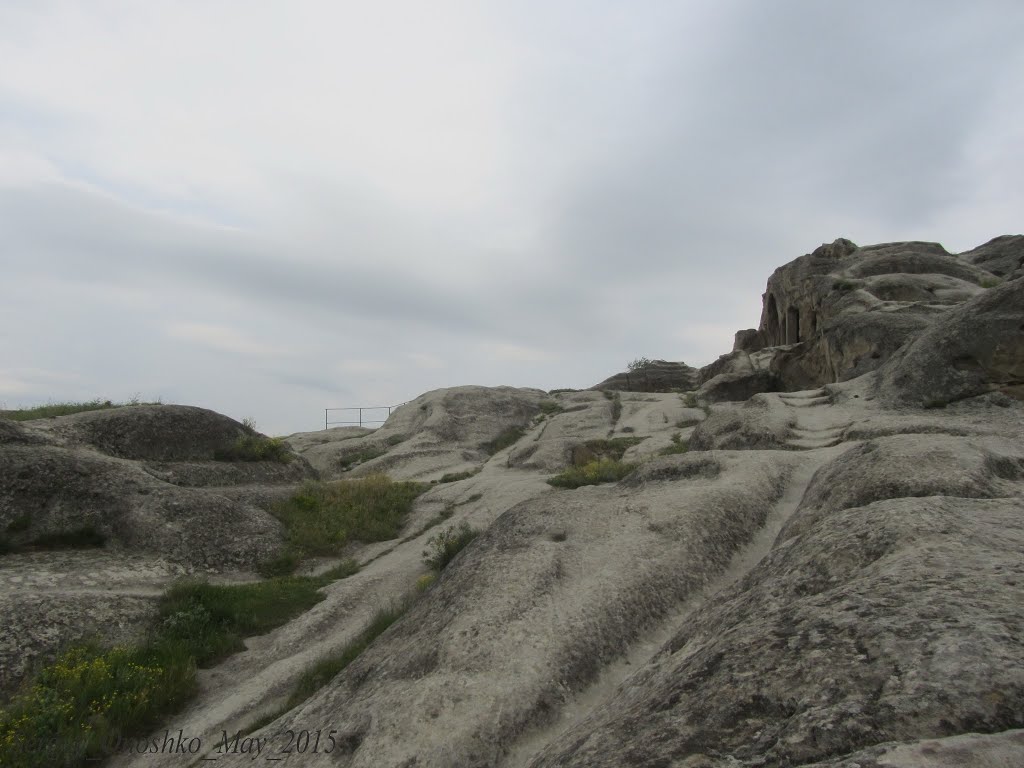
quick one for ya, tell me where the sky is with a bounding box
[1,1,1022,435]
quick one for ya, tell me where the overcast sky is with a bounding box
[2,1,1022,434]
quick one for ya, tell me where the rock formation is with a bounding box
[2,235,1023,767]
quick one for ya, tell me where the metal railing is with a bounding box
[324,402,407,430]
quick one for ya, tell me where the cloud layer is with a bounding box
[2,1,1022,432]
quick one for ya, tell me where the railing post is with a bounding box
[325,409,328,431]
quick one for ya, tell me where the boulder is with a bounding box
[957,234,1024,280]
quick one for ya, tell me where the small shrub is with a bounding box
[627,357,654,372]
[318,558,361,582]
[547,388,580,395]
[215,434,293,463]
[257,550,303,578]
[481,426,525,455]
[979,275,1003,289]
[415,573,437,592]
[680,392,698,408]
[547,458,637,489]
[423,521,480,571]
[609,392,622,423]
[572,437,645,465]
[384,434,407,446]
[549,530,568,542]
[538,400,563,415]
[832,279,860,292]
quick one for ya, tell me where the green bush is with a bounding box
[438,470,478,483]
[0,643,196,768]
[627,357,654,371]
[547,458,637,489]
[270,476,426,566]
[423,521,480,571]
[214,434,293,463]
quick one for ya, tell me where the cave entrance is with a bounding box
[786,306,800,344]
[765,294,781,345]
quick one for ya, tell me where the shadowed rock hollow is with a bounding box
[3,235,1023,767]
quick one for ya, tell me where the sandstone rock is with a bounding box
[797,729,1024,767]
[958,234,1024,281]
[733,328,765,353]
[591,360,698,392]
[294,386,545,480]
[689,395,797,451]
[697,370,782,403]
[875,277,1024,405]
[528,495,1024,767]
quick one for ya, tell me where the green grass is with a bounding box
[0,569,344,768]
[438,469,478,483]
[979,275,1004,288]
[423,521,480,571]
[481,425,525,455]
[384,434,407,446]
[337,446,387,470]
[214,434,293,463]
[538,400,563,415]
[0,397,160,422]
[680,392,699,408]
[155,577,328,666]
[658,433,690,456]
[578,437,645,462]
[268,476,426,570]
[0,642,196,768]
[547,458,637,489]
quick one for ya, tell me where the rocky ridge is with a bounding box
[1,234,1022,767]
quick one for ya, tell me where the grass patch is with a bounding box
[979,275,1004,289]
[547,458,637,489]
[384,434,407,446]
[318,558,360,582]
[270,476,426,567]
[0,569,337,767]
[658,433,690,456]
[538,400,563,415]
[0,642,196,768]
[214,434,293,463]
[0,397,159,422]
[337,446,387,470]
[155,577,327,667]
[571,437,645,466]
[423,521,480,572]
[680,392,698,408]
[832,279,861,292]
[608,391,622,423]
[439,469,478,483]
[481,425,525,455]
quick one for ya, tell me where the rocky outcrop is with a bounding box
[874,277,1024,405]
[591,359,698,392]
[747,237,1008,392]
[955,234,1024,281]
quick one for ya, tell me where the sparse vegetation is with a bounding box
[337,445,387,470]
[384,434,407,446]
[155,577,327,666]
[0,397,160,422]
[423,521,480,571]
[481,425,525,455]
[659,433,690,456]
[269,476,426,569]
[602,390,623,423]
[627,357,654,372]
[979,275,1004,289]
[832,279,860,292]
[439,469,479,483]
[547,458,637,489]
[214,433,293,463]
[680,392,699,408]
[572,437,645,466]
[538,400,563,415]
